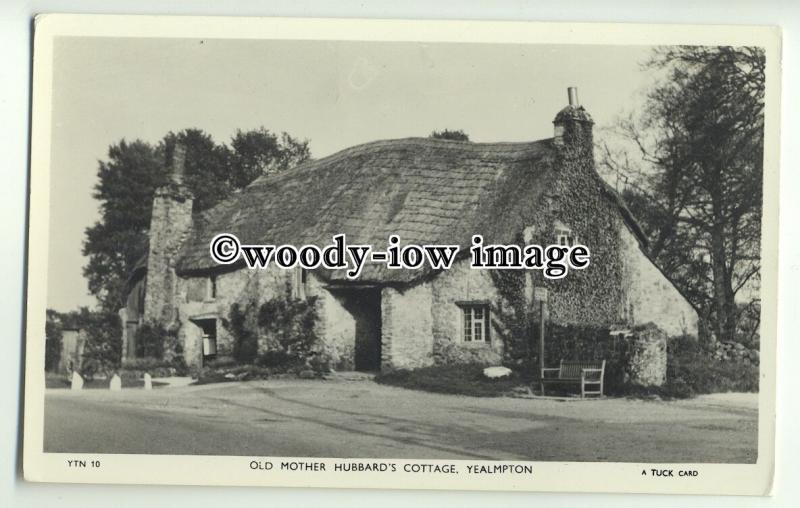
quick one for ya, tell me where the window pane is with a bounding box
[474,321,482,342]
[463,310,472,341]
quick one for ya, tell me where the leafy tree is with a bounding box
[600,46,764,342]
[46,307,122,379]
[227,301,260,364]
[77,308,123,379]
[228,128,311,189]
[83,128,311,312]
[429,129,470,142]
[162,129,232,212]
[45,309,63,371]
[83,140,166,311]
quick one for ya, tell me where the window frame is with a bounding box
[457,302,491,344]
[556,227,577,247]
[205,275,217,301]
[292,267,307,300]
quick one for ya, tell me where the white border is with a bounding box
[22,14,781,496]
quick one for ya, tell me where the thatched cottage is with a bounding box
[120,89,698,372]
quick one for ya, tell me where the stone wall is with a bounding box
[58,329,86,374]
[708,338,759,366]
[175,267,363,370]
[306,274,357,371]
[381,283,434,369]
[176,267,291,368]
[430,260,503,365]
[618,225,699,337]
[625,325,668,386]
[143,185,194,325]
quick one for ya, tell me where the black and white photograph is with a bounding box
[22,15,779,494]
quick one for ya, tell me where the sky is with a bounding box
[47,37,655,312]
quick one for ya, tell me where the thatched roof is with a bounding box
[175,137,560,282]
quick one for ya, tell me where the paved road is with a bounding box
[44,380,758,462]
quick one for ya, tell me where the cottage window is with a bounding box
[292,267,307,300]
[197,319,217,364]
[206,276,217,300]
[461,304,490,343]
[556,227,577,247]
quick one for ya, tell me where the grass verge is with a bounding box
[374,363,529,397]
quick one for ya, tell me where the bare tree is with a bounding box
[599,46,764,342]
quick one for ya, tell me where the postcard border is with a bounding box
[23,13,781,495]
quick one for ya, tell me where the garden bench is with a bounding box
[540,360,606,398]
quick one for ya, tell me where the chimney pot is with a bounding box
[553,87,593,146]
[568,87,579,107]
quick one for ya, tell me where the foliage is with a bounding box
[83,140,165,311]
[256,288,324,372]
[429,129,470,142]
[735,300,761,349]
[120,356,188,378]
[227,129,312,189]
[375,364,529,397]
[538,327,757,398]
[488,235,537,366]
[539,323,632,393]
[664,334,758,397]
[599,46,765,343]
[76,309,122,380]
[129,320,185,369]
[223,285,330,375]
[432,338,501,366]
[132,321,166,359]
[226,301,259,363]
[192,364,273,385]
[46,307,123,379]
[378,333,757,400]
[45,309,63,372]
[83,128,311,312]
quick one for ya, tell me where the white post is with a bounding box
[70,371,83,390]
[109,373,122,391]
[143,373,152,390]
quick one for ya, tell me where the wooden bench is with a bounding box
[540,360,606,398]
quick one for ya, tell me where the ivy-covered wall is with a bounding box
[536,113,629,328]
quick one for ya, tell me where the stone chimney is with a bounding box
[143,143,194,325]
[170,142,186,185]
[553,87,594,154]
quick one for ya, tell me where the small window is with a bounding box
[198,319,217,362]
[461,305,490,343]
[292,268,307,300]
[554,220,577,247]
[206,276,217,300]
[556,227,577,247]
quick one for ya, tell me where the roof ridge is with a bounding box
[246,136,553,187]
[192,136,554,223]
